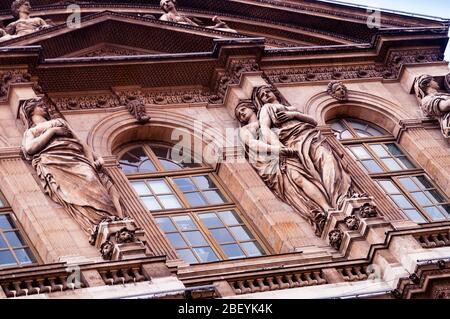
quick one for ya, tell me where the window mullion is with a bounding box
[191,213,227,261]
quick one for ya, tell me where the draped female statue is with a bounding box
[236,86,352,235]
[415,74,450,139]
[20,98,124,241]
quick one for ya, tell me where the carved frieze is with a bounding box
[52,95,121,110]
[265,48,443,84]
[0,70,32,99]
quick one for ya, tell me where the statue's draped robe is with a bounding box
[7,17,47,36]
[240,103,351,228]
[23,119,116,235]
[421,93,450,138]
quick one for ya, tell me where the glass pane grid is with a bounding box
[199,211,264,259]
[0,211,35,268]
[132,179,183,211]
[370,143,415,171]
[173,175,227,208]
[156,215,219,264]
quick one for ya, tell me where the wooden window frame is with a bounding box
[117,141,270,263]
[330,118,450,223]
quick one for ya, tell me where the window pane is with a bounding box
[142,196,162,211]
[391,195,414,209]
[370,144,389,157]
[139,160,157,173]
[177,249,198,264]
[221,244,245,259]
[158,195,182,210]
[148,180,172,195]
[159,159,183,171]
[119,163,138,174]
[426,190,445,204]
[366,126,385,137]
[199,213,224,228]
[381,158,402,171]
[399,178,419,192]
[0,250,16,267]
[386,143,403,156]
[404,210,427,223]
[0,215,14,230]
[230,226,253,241]
[330,121,345,133]
[361,160,384,173]
[425,207,446,221]
[242,242,264,257]
[340,130,353,139]
[184,231,208,246]
[173,178,197,192]
[219,211,241,226]
[155,217,177,233]
[349,146,372,160]
[377,180,399,194]
[193,176,216,190]
[414,176,433,189]
[4,231,25,248]
[194,247,219,263]
[131,182,151,196]
[166,233,187,249]
[397,157,415,169]
[210,229,235,244]
[15,248,34,265]
[203,190,226,205]
[173,216,197,231]
[0,199,4,208]
[0,235,7,249]
[411,192,433,206]
[184,192,207,207]
[441,205,450,216]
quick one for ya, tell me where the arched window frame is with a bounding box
[0,191,38,269]
[117,140,268,264]
[329,118,450,223]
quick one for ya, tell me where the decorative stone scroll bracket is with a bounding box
[91,217,148,261]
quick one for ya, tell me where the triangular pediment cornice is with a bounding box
[0,11,246,58]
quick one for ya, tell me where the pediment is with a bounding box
[1,11,245,59]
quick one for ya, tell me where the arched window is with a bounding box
[118,141,266,264]
[0,191,36,268]
[329,118,450,223]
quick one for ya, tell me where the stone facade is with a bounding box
[0,0,449,299]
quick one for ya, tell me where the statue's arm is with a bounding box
[259,106,284,146]
[284,106,318,126]
[239,127,282,156]
[23,128,56,155]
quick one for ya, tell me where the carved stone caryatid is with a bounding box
[327,81,348,102]
[235,85,353,236]
[159,0,237,33]
[3,0,51,40]
[414,74,450,139]
[19,97,145,259]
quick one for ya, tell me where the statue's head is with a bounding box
[160,0,176,13]
[21,97,50,128]
[100,240,114,260]
[11,0,30,18]
[254,85,279,105]
[115,228,135,243]
[327,81,348,101]
[235,100,257,125]
[415,74,440,100]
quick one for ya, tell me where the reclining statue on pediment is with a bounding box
[0,0,51,42]
[159,0,237,33]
